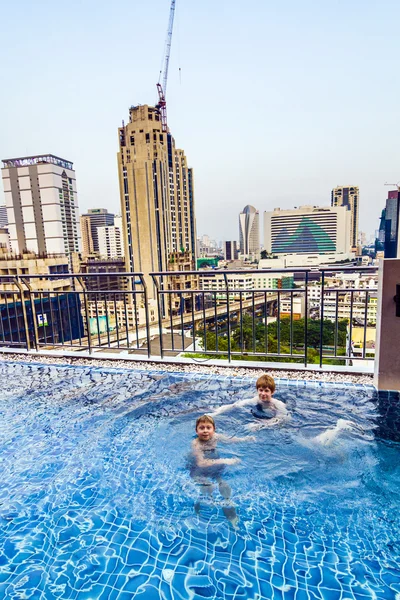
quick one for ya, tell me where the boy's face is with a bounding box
[257,385,273,403]
[196,421,215,441]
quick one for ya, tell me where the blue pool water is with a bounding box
[0,361,399,600]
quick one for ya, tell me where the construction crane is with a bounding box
[385,181,400,191]
[156,0,176,133]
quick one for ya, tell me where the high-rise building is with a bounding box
[117,104,197,296]
[239,205,259,258]
[331,186,359,253]
[224,241,238,261]
[98,225,123,259]
[1,154,81,257]
[384,189,400,258]
[80,208,114,256]
[264,205,351,255]
[0,205,7,228]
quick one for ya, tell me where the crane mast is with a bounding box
[157,0,176,132]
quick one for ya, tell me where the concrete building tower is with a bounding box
[80,208,114,256]
[331,186,359,253]
[239,205,259,258]
[98,224,123,259]
[117,104,197,296]
[1,154,81,257]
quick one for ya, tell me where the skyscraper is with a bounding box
[239,205,259,258]
[117,104,196,296]
[331,186,359,253]
[1,154,81,257]
[384,189,400,258]
[80,208,114,256]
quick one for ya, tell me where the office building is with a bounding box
[98,225,123,259]
[239,205,259,258]
[0,205,7,227]
[117,104,197,297]
[224,241,238,261]
[384,189,400,258]
[1,154,81,257]
[80,208,114,256]
[331,186,359,253]
[264,205,351,256]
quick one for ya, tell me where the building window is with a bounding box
[146,133,150,143]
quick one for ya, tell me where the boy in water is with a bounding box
[211,374,288,431]
[191,415,255,526]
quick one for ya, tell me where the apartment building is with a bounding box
[1,155,81,258]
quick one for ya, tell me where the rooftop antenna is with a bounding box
[156,0,176,133]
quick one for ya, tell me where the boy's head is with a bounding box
[256,374,276,402]
[195,415,216,441]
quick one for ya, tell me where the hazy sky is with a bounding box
[1,0,399,243]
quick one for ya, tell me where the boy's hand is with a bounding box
[246,423,260,432]
[224,457,241,465]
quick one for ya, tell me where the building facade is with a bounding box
[80,208,114,256]
[384,189,400,259]
[223,241,238,261]
[239,205,259,258]
[0,205,7,228]
[331,186,359,253]
[1,155,81,257]
[98,225,124,259]
[117,104,197,298]
[264,205,351,256]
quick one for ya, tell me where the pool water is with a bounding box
[0,361,399,600]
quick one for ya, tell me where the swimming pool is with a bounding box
[0,361,399,599]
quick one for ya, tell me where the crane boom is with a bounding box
[157,0,176,132]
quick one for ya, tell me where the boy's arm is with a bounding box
[217,433,256,443]
[191,439,240,467]
[246,417,282,431]
[273,399,288,418]
[210,397,256,417]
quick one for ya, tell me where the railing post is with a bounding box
[139,274,151,359]
[13,277,31,351]
[304,270,309,367]
[21,278,39,352]
[151,274,164,359]
[223,273,231,362]
[319,270,325,368]
[76,276,92,354]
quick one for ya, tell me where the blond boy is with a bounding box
[190,415,254,526]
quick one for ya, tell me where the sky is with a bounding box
[1,0,399,244]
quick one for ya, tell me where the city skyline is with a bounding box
[1,0,399,242]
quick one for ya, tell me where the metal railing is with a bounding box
[0,273,150,356]
[0,266,378,368]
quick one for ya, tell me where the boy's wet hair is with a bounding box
[196,415,216,430]
[256,374,276,393]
